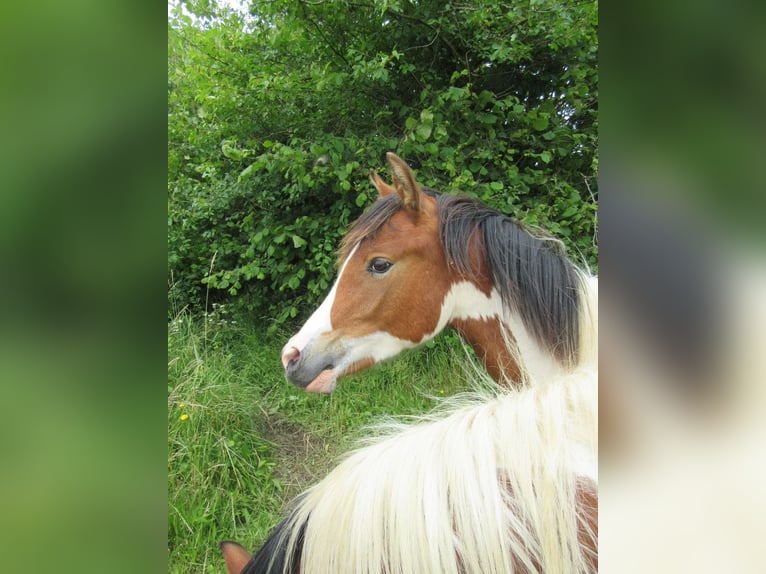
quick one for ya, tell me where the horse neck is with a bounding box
[440,278,533,386]
[449,302,570,387]
[437,197,597,385]
[445,275,593,386]
[450,313,523,383]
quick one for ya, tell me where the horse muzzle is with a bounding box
[281,343,341,393]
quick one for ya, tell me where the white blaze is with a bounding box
[282,244,358,356]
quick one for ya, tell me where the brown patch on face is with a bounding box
[330,194,452,344]
[451,316,522,385]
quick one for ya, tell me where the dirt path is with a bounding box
[257,414,345,509]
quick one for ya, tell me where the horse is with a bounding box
[221,367,598,574]
[280,152,597,393]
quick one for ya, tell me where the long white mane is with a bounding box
[259,368,598,574]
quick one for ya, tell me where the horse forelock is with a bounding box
[337,194,403,267]
[437,194,586,368]
[337,188,442,267]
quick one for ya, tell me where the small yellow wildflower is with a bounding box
[180,413,189,421]
[179,402,185,408]
[439,389,445,395]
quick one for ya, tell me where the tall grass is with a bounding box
[168,311,283,572]
[168,308,469,573]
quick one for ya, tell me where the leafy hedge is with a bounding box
[168,0,598,326]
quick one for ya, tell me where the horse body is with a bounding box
[281,153,596,393]
[221,154,598,573]
[223,369,598,574]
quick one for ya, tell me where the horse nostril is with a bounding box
[281,346,301,369]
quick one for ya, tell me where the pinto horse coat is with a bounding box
[281,153,596,392]
[222,369,598,574]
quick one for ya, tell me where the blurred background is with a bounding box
[599,0,766,571]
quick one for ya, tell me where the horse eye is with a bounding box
[368,258,393,275]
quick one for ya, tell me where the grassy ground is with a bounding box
[167,308,471,573]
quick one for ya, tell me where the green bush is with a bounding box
[168,0,598,323]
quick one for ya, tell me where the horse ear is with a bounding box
[219,541,252,574]
[386,152,422,212]
[369,169,396,198]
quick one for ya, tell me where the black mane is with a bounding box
[242,504,306,574]
[437,194,584,367]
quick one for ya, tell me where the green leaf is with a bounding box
[221,140,243,160]
[477,113,497,125]
[415,123,432,141]
[446,86,467,100]
[405,117,418,130]
[355,192,368,207]
[561,206,578,218]
[292,235,307,248]
[238,163,256,181]
[540,151,552,163]
[533,115,549,131]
